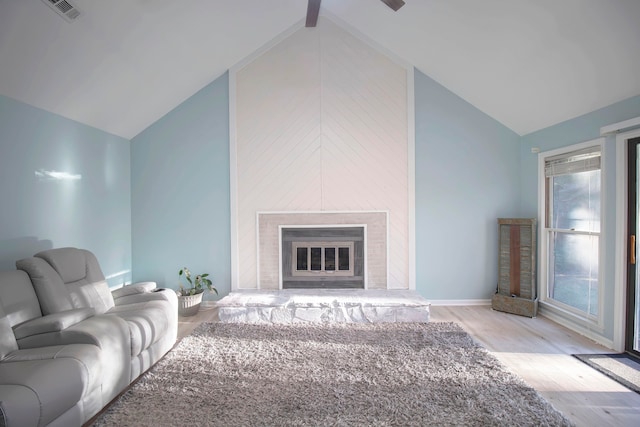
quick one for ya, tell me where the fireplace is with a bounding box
[255,211,391,290]
[281,227,365,289]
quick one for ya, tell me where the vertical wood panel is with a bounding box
[509,225,521,296]
[236,27,322,287]
[320,20,408,287]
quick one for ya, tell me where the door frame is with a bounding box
[614,127,640,351]
[625,135,640,357]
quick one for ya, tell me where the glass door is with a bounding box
[627,137,640,357]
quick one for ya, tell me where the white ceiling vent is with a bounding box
[41,0,81,22]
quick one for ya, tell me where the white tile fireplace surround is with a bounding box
[257,211,389,290]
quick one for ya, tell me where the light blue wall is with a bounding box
[132,69,521,302]
[414,70,522,300]
[520,95,640,342]
[131,73,231,299]
[6,61,634,318]
[0,95,132,286]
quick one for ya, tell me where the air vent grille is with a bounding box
[41,0,81,22]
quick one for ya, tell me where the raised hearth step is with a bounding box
[217,289,430,324]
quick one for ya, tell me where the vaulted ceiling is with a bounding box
[1,0,639,139]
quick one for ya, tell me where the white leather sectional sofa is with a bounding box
[0,248,178,426]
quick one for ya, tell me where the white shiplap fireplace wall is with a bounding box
[230,15,415,290]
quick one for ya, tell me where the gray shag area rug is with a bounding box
[93,322,572,426]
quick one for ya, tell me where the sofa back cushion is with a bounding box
[37,247,87,283]
[67,279,114,314]
[18,248,115,315]
[36,248,107,282]
[0,304,18,360]
[0,270,42,326]
[16,257,74,315]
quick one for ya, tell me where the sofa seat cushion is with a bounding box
[108,301,171,358]
[0,344,102,426]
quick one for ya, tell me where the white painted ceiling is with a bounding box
[0,0,638,139]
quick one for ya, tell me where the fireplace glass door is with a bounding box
[292,242,354,277]
[281,226,365,289]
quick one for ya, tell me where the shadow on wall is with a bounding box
[0,237,53,270]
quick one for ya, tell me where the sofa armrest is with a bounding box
[16,314,128,349]
[0,385,40,427]
[1,344,98,363]
[12,308,95,340]
[112,288,177,306]
[111,281,157,299]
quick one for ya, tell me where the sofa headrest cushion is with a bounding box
[35,247,87,284]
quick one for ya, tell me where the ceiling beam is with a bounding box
[306,0,321,27]
[381,0,405,12]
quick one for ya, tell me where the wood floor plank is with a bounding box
[430,305,640,427]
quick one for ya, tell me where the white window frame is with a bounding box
[538,138,605,332]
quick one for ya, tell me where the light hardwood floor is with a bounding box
[178,303,640,427]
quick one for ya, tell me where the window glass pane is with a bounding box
[310,247,322,270]
[296,247,307,271]
[338,247,350,271]
[549,232,599,316]
[325,248,335,271]
[551,170,600,232]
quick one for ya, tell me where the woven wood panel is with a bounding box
[497,218,536,300]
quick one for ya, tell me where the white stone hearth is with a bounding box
[217,290,430,324]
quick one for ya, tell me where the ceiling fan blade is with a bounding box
[306,0,321,27]
[381,0,405,11]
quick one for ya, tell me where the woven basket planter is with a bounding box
[177,291,204,317]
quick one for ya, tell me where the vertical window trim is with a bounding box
[538,138,605,330]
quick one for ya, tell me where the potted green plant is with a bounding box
[176,267,217,317]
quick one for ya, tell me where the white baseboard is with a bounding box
[429,299,491,306]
